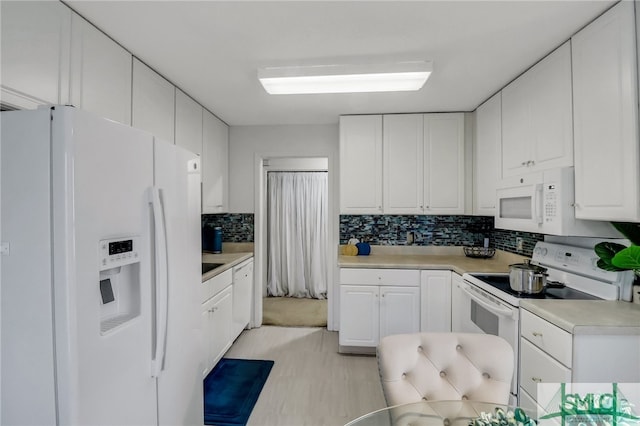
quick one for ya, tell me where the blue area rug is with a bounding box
[204,358,274,426]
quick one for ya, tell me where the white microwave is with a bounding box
[495,167,620,237]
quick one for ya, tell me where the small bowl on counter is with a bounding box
[463,246,496,259]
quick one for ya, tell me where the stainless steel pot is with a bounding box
[509,260,548,293]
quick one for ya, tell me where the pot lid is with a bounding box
[509,259,547,273]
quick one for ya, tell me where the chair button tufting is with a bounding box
[417,345,423,352]
[402,373,407,379]
[456,344,462,351]
[462,395,468,400]
[483,372,490,379]
[422,396,428,401]
[443,418,451,426]
[439,371,446,378]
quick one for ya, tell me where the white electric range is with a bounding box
[454,241,635,405]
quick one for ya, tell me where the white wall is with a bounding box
[229,124,339,213]
[228,123,340,329]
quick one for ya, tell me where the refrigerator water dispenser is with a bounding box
[98,237,142,334]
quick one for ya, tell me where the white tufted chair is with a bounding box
[377,332,514,407]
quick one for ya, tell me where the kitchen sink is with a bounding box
[202,262,225,274]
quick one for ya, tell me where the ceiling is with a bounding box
[65,1,616,127]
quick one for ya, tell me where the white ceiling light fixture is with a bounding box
[258,61,433,95]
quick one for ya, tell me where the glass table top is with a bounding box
[344,400,538,426]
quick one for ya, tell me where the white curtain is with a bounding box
[267,171,328,299]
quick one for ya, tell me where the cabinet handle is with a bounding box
[531,377,542,383]
[532,331,543,337]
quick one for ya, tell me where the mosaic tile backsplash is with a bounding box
[340,215,544,257]
[202,214,254,243]
[202,213,544,257]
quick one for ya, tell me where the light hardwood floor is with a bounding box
[224,326,387,426]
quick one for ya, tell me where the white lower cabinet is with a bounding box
[519,308,640,410]
[231,259,253,341]
[339,268,420,349]
[420,270,451,332]
[202,285,233,377]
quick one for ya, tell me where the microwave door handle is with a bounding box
[534,183,544,224]
[461,285,514,318]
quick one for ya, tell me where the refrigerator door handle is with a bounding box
[150,186,169,378]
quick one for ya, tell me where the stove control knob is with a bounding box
[534,247,548,256]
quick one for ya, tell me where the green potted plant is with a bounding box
[594,222,640,278]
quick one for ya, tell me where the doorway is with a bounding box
[254,157,331,328]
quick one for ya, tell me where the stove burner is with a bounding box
[469,274,601,301]
[546,280,566,289]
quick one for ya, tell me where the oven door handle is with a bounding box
[461,285,514,318]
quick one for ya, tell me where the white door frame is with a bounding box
[252,154,338,331]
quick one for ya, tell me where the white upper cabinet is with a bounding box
[473,93,501,216]
[383,114,423,214]
[423,113,465,214]
[0,1,70,109]
[132,58,175,143]
[175,89,203,156]
[202,110,229,214]
[502,42,573,178]
[339,115,383,214]
[382,113,465,214]
[572,1,640,222]
[70,13,132,125]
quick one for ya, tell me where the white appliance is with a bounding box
[454,241,634,405]
[495,167,621,236]
[1,106,204,425]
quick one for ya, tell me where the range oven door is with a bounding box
[452,278,520,404]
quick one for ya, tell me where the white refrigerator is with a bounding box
[1,106,204,425]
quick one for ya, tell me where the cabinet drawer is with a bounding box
[340,268,419,286]
[202,268,233,302]
[520,338,571,402]
[521,309,572,367]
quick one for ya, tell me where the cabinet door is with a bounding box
[473,93,501,215]
[132,58,175,143]
[70,13,132,125]
[203,286,233,375]
[1,1,71,109]
[175,89,203,156]
[424,113,465,214]
[572,1,640,221]
[529,42,573,171]
[520,338,571,405]
[420,270,451,332]
[502,73,534,178]
[339,115,383,214]
[339,285,379,347]
[450,273,465,333]
[202,110,229,214]
[502,43,573,178]
[231,260,253,340]
[379,286,420,339]
[383,114,424,214]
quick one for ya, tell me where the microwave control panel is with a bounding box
[544,184,558,221]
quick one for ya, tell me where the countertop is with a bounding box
[202,245,253,282]
[338,246,527,275]
[520,300,640,335]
